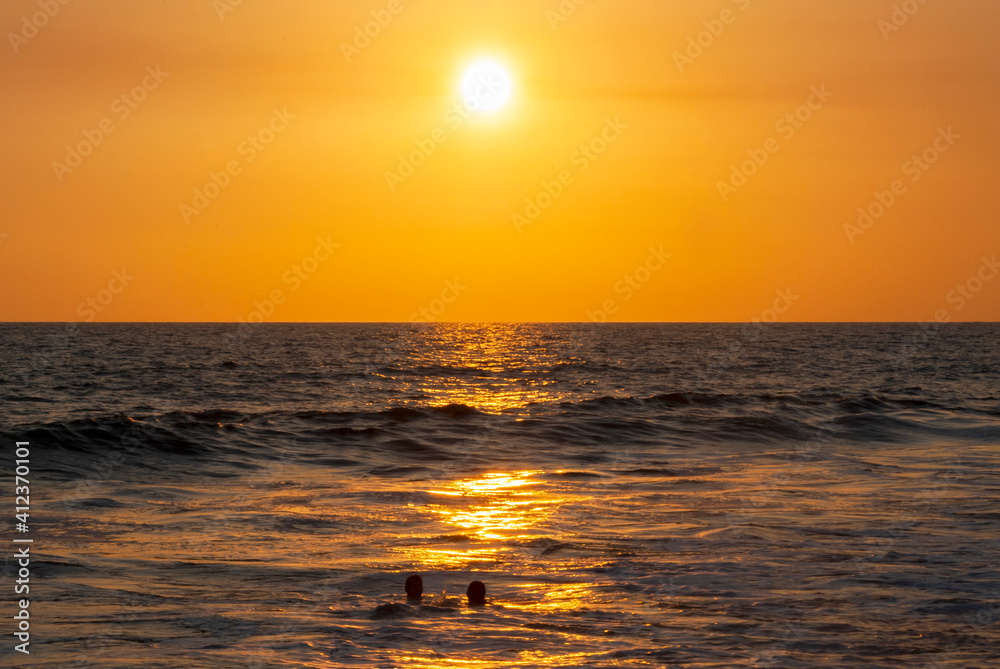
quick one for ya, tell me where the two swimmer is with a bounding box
[372,574,486,619]
[404,574,487,606]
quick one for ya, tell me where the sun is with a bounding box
[460,59,514,114]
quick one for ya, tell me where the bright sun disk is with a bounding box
[460,60,513,114]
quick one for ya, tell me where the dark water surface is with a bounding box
[1,323,998,668]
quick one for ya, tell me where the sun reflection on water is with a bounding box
[384,652,600,668]
[427,471,565,541]
[372,324,582,413]
[420,384,553,414]
[512,582,596,613]
[398,471,580,569]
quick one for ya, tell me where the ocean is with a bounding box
[1,323,998,668]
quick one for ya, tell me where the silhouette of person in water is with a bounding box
[405,574,423,601]
[466,580,486,606]
[374,576,482,618]
[372,574,424,619]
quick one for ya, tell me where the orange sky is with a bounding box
[1,0,998,322]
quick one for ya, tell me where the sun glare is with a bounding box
[460,59,514,114]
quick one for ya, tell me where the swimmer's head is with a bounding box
[405,574,423,600]
[466,580,486,606]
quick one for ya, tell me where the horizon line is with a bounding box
[2,321,998,326]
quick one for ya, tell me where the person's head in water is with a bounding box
[405,574,423,600]
[466,580,486,606]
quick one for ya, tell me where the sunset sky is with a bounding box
[1,0,998,322]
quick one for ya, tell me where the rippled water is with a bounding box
[1,323,998,668]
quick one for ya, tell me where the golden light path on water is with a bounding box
[372,324,582,414]
[368,329,627,665]
[422,385,553,414]
[384,471,614,667]
[384,653,599,669]
[400,470,577,569]
[427,472,560,540]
